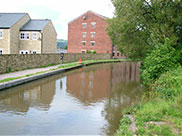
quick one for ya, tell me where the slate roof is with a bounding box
[20,19,50,31]
[0,13,28,28]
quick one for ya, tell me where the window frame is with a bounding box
[82,23,87,29]
[20,32,30,40]
[82,32,87,38]
[0,30,3,39]
[82,41,86,46]
[32,50,37,54]
[90,32,96,38]
[32,32,38,40]
[90,41,95,46]
[0,49,2,54]
[81,50,86,54]
[19,50,30,54]
[91,22,96,28]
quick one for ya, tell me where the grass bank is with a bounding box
[0,59,127,83]
[115,67,182,136]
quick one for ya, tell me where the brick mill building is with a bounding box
[67,10,125,58]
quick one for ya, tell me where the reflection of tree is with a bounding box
[101,81,144,136]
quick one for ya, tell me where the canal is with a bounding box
[0,62,145,135]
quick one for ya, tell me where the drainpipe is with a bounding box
[41,32,43,54]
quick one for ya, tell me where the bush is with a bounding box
[86,50,97,54]
[140,39,180,86]
[152,66,182,99]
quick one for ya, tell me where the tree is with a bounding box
[107,0,182,60]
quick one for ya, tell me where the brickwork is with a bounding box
[68,11,113,54]
[0,53,111,73]
[112,46,126,59]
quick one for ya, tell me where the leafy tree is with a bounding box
[107,0,182,59]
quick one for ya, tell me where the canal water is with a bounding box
[0,62,144,135]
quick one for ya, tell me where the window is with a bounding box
[0,49,2,54]
[91,22,96,28]
[90,41,95,46]
[82,41,86,46]
[32,33,37,40]
[20,32,29,40]
[25,51,29,54]
[0,30,3,39]
[32,50,36,54]
[117,52,120,56]
[82,23,87,28]
[19,50,24,54]
[82,32,87,38]
[81,50,86,53]
[90,32,95,38]
[19,50,29,54]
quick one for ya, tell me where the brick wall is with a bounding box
[68,11,113,54]
[0,53,111,73]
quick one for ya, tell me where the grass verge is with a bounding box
[115,67,182,136]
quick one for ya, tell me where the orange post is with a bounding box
[78,58,82,64]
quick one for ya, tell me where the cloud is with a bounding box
[0,0,114,39]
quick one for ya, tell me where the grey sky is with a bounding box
[0,0,114,39]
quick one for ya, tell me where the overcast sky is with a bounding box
[0,0,114,39]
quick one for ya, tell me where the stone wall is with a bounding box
[0,53,111,73]
[63,53,111,63]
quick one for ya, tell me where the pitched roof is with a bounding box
[20,19,50,31]
[68,10,108,24]
[0,13,28,28]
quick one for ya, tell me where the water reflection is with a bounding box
[0,77,56,114]
[0,62,144,135]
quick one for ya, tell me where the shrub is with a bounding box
[152,66,182,99]
[86,50,97,54]
[140,39,180,86]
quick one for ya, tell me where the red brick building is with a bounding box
[68,10,124,57]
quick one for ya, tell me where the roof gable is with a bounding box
[68,10,107,24]
[20,19,50,31]
[0,13,28,28]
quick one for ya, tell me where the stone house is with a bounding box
[0,13,57,54]
[67,10,125,58]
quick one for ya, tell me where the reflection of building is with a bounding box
[66,62,141,105]
[0,78,56,113]
[66,64,111,104]
[111,62,141,87]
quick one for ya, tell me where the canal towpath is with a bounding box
[0,64,61,81]
[0,59,127,90]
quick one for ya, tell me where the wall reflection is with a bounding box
[65,62,142,135]
[0,77,56,114]
[66,62,141,105]
[66,64,111,105]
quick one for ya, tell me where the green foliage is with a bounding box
[140,39,180,86]
[153,66,182,99]
[115,116,133,136]
[6,67,12,73]
[86,50,97,54]
[107,0,182,60]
